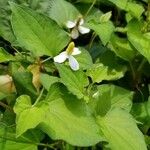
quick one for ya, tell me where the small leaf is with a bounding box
[88,21,115,45]
[87,51,127,83]
[0,48,14,63]
[10,2,70,57]
[56,64,89,100]
[97,108,147,150]
[14,95,45,137]
[100,11,112,23]
[126,2,144,19]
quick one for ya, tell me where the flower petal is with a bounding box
[71,28,79,39]
[72,47,81,55]
[68,56,79,71]
[66,21,76,28]
[79,18,84,25]
[54,51,68,63]
[78,26,90,34]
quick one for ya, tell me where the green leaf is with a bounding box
[14,95,45,137]
[110,34,136,61]
[0,48,14,63]
[0,124,39,150]
[12,71,37,99]
[127,19,150,63]
[56,64,89,100]
[108,0,128,9]
[87,51,127,83]
[14,92,104,146]
[100,11,112,23]
[97,108,147,150]
[41,92,103,146]
[45,83,63,102]
[91,85,111,116]
[40,73,60,91]
[131,98,150,124]
[125,2,144,19]
[0,0,16,42]
[48,0,80,26]
[91,84,133,116]
[88,21,114,45]
[10,2,70,57]
[76,47,93,70]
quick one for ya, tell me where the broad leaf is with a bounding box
[10,2,70,56]
[41,92,104,146]
[127,19,150,63]
[97,108,147,150]
[56,64,89,100]
[14,92,104,146]
[110,34,136,61]
[48,0,80,26]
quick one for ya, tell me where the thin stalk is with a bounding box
[84,0,97,18]
[137,58,146,72]
[129,62,136,81]
[41,57,52,64]
[0,102,13,112]
[88,32,96,49]
[33,87,44,106]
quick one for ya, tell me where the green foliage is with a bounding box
[0,48,14,62]
[97,108,147,150]
[10,2,70,56]
[0,0,149,150]
[128,19,150,63]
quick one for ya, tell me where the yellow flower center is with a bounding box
[66,42,75,55]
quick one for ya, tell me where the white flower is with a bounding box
[66,17,90,39]
[54,42,81,71]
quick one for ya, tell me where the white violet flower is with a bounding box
[66,17,90,39]
[54,42,81,71]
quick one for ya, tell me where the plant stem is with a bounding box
[84,0,97,18]
[41,57,52,64]
[137,58,146,72]
[0,102,13,112]
[129,62,136,81]
[88,32,96,49]
[33,87,44,106]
